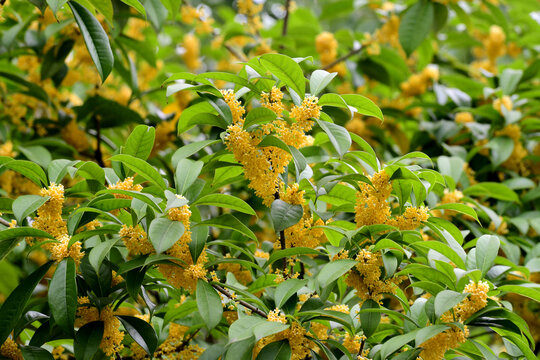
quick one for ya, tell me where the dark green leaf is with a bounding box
[117,315,158,355]
[74,321,104,360]
[196,280,223,330]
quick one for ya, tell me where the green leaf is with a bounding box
[488,136,514,168]
[399,0,434,56]
[74,321,104,360]
[264,247,321,268]
[255,340,291,360]
[12,195,50,224]
[310,70,337,97]
[434,290,468,318]
[89,237,121,272]
[360,299,380,338]
[271,199,303,233]
[48,159,77,185]
[196,280,223,330]
[48,258,77,335]
[463,182,519,203]
[244,107,277,129]
[499,68,522,95]
[124,125,156,161]
[274,279,307,309]
[260,54,305,99]
[194,214,257,241]
[378,329,419,359]
[415,325,449,346]
[317,259,357,288]
[0,262,53,344]
[0,228,55,261]
[193,194,256,215]
[476,235,500,277]
[340,94,384,120]
[258,135,292,155]
[496,285,540,303]
[17,146,52,169]
[68,1,113,82]
[0,71,49,104]
[109,154,166,189]
[412,241,466,269]
[148,218,184,254]
[432,203,479,223]
[175,159,203,195]
[88,0,114,24]
[76,161,105,183]
[117,315,158,355]
[2,160,47,186]
[119,0,146,17]
[315,119,351,157]
[171,140,220,168]
[46,0,68,17]
[20,346,54,360]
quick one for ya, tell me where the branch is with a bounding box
[93,115,105,167]
[224,44,248,63]
[0,217,11,227]
[211,283,268,319]
[322,47,363,71]
[281,0,291,37]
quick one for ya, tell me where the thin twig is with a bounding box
[281,0,291,37]
[211,283,268,318]
[322,47,363,71]
[0,218,11,227]
[224,44,248,63]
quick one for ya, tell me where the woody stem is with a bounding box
[211,283,268,319]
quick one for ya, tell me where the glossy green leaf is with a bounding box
[193,194,256,215]
[476,235,500,276]
[74,321,104,360]
[315,119,351,157]
[434,290,468,318]
[271,199,303,233]
[260,54,305,99]
[117,315,158,355]
[341,94,384,120]
[196,280,223,330]
[148,217,184,254]
[399,0,434,56]
[175,159,203,195]
[68,1,114,82]
[12,195,49,224]
[48,258,77,335]
[274,279,307,309]
[317,259,356,288]
[0,228,55,261]
[124,125,156,161]
[110,154,166,189]
[360,299,380,338]
[195,214,256,241]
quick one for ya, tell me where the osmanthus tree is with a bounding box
[0,53,538,360]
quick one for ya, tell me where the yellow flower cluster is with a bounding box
[237,0,263,33]
[355,170,392,226]
[255,322,315,360]
[32,183,84,265]
[218,253,252,285]
[355,170,430,231]
[119,225,154,256]
[268,308,287,324]
[494,123,528,175]
[345,249,403,303]
[455,112,474,124]
[343,333,365,354]
[158,202,208,292]
[400,66,439,97]
[254,249,270,259]
[75,297,125,358]
[0,141,16,157]
[420,281,489,360]
[260,86,285,116]
[52,346,68,360]
[471,25,506,75]
[0,338,22,360]
[493,95,512,115]
[107,177,143,198]
[0,170,40,197]
[315,32,347,76]
[180,5,214,34]
[182,34,201,71]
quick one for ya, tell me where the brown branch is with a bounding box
[322,47,363,71]
[281,0,291,37]
[224,44,248,63]
[211,283,268,319]
[0,217,11,227]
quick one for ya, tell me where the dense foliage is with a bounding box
[0,0,540,359]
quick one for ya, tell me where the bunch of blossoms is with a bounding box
[130,316,204,359]
[400,66,440,97]
[346,170,429,302]
[75,297,125,358]
[30,183,84,265]
[236,0,263,34]
[222,87,321,206]
[315,32,347,76]
[418,281,490,360]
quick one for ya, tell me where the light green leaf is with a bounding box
[193,194,256,215]
[148,218,184,254]
[194,214,256,241]
[271,199,303,233]
[120,0,146,17]
[109,154,166,189]
[274,279,307,308]
[244,107,277,129]
[196,280,223,330]
[476,235,500,276]
[434,290,468,318]
[317,259,357,288]
[399,0,434,56]
[124,125,156,161]
[315,119,351,157]
[310,70,337,96]
[260,54,305,99]
[175,159,203,195]
[12,195,50,224]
